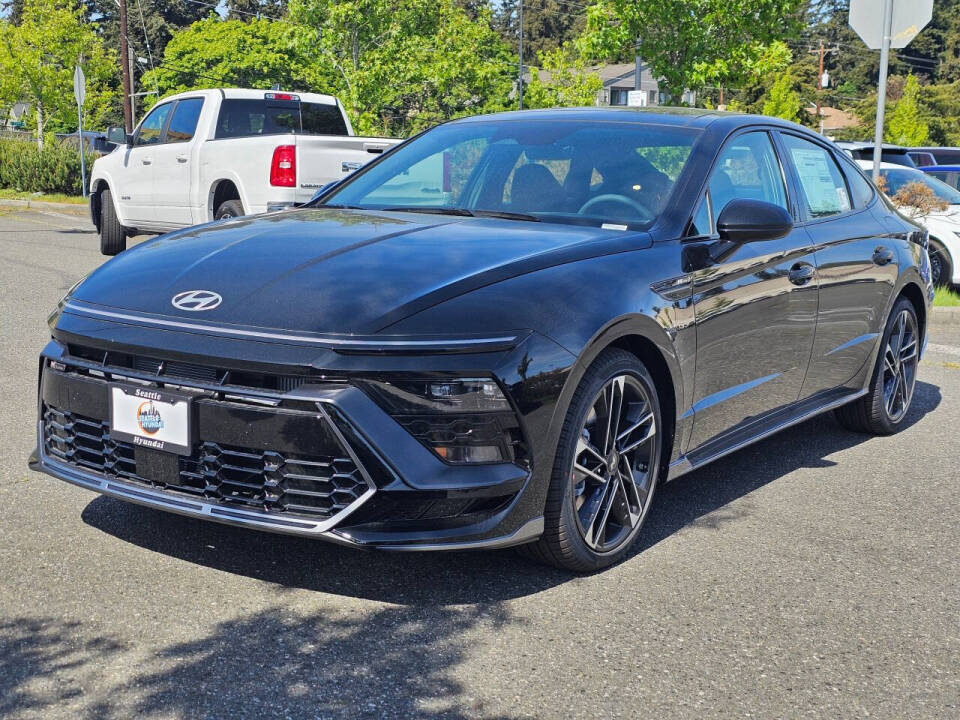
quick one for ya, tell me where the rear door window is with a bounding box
[166,98,204,143]
[781,134,852,218]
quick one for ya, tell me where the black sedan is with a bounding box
[31,109,933,571]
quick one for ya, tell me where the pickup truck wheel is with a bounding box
[99,187,127,256]
[215,199,244,221]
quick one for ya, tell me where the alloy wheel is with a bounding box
[882,309,919,423]
[570,374,657,554]
[929,247,944,287]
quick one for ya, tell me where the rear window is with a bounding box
[215,99,348,139]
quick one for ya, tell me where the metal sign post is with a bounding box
[849,0,934,181]
[73,64,87,199]
[871,0,894,182]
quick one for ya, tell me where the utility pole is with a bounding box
[119,0,133,132]
[808,41,836,135]
[634,36,641,95]
[518,0,523,110]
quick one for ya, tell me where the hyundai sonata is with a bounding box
[31,109,933,571]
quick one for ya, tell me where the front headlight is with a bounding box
[357,377,526,464]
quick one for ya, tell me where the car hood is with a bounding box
[70,208,642,335]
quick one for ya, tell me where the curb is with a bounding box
[0,197,88,216]
[930,306,960,327]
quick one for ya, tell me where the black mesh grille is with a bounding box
[43,406,368,519]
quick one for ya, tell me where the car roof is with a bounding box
[447,106,814,132]
[855,159,920,171]
[836,141,910,152]
[157,88,339,106]
[919,165,960,171]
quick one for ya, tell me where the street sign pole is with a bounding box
[73,64,87,199]
[871,0,894,182]
[77,103,86,199]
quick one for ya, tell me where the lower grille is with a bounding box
[42,406,369,519]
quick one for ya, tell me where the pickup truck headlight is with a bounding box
[357,378,526,464]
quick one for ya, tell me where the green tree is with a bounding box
[0,0,117,145]
[576,0,802,101]
[523,46,602,109]
[885,75,929,145]
[495,0,586,64]
[288,0,515,135]
[141,17,325,101]
[762,72,802,122]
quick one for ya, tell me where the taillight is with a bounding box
[270,145,296,187]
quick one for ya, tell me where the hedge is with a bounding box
[0,138,93,195]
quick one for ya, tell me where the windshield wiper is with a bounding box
[471,209,540,222]
[381,206,540,222]
[382,206,474,216]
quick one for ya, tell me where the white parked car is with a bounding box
[857,160,960,289]
[91,88,401,255]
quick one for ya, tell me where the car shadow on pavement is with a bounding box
[81,381,941,604]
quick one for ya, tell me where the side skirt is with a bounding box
[666,386,869,481]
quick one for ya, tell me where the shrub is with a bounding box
[0,139,93,195]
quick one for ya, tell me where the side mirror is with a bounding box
[716,198,793,243]
[106,126,131,147]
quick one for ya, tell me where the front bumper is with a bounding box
[32,339,547,551]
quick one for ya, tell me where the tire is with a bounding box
[928,240,953,289]
[835,296,920,435]
[523,348,663,572]
[99,187,127,256]
[215,199,244,221]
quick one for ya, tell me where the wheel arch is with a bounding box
[898,281,928,345]
[554,315,686,474]
[208,177,244,221]
[89,177,112,231]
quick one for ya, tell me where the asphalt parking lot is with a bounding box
[1,206,958,719]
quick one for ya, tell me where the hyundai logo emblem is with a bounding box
[171,290,223,312]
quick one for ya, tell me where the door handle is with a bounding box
[788,262,816,286]
[176,155,188,163]
[141,157,152,165]
[873,246,895,266]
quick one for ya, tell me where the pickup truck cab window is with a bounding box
[135,103,172,146]
[216,99,349,138]
[166,98,204,143]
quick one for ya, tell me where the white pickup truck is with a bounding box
[90,88,400,254]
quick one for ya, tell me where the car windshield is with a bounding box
[882,168,960,205]
[319,119,701,228]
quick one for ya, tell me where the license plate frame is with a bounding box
[109,384,192,455]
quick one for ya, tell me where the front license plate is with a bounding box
[110,385,192,455]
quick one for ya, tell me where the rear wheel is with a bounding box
[215,199,244,221]
[928,239,952,289]
[835,296,920,435]
[99,187,127,256]
[524,348,662,572]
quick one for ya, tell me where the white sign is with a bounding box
[849,0,933,49]
[110,386,191,455]
[627,90,646,107]
[73,65,86,107]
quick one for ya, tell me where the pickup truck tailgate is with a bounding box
[294,136,400,202]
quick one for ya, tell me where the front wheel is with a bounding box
[835,296,920,435]
[524,348,662,572]
[928,240,953,289]
[99,187,127,256]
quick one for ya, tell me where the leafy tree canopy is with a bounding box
[0,0,117,143]
[576,0,803,99]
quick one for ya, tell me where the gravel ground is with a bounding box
[1,208,957,719]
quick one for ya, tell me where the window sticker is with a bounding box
[790,147,850,215]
